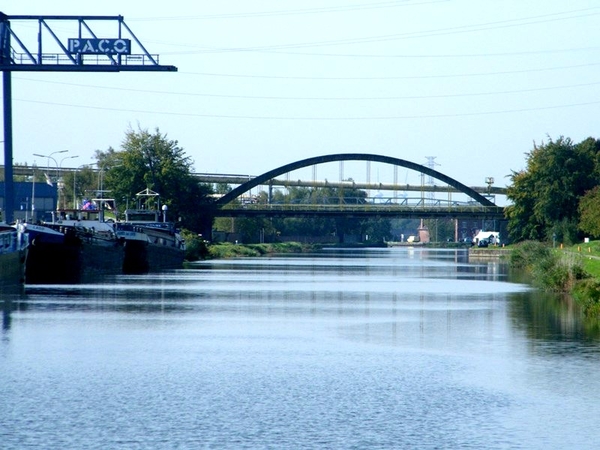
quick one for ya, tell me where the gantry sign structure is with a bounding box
[0,13,177,222]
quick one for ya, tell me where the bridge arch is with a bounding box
[215,153,495,207]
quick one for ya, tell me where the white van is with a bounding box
[472,231,500,247]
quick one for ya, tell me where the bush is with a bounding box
[181,229,209,261]
[509,240,552,269]
[509,240,587,291]
[573,279,600,318]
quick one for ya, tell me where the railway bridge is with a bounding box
[3,153,507,241]
[198,153,506,241]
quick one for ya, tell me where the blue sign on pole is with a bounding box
[68,38,131,55]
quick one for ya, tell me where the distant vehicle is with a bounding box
[472,231,500,246]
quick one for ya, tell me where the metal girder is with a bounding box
[0,13,177,72]
[1,12,177,223]
[216,154,498,208]
[211,205,506,220]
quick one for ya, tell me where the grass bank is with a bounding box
[509,240,600,318]
[563,241,600,318]
[182,230,319,261]
[206,242,318,259]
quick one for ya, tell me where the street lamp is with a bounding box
[59,155,79,176]
[97,159,123,199]
[73,164,89,209]
[32,150,68,184]
[97,161,111,199]
[57,155,78,209]
[33,150,68,211]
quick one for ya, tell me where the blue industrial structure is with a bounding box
[1,12,177,223]
[0,181,55,222]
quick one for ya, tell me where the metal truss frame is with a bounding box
[1,13,177,222]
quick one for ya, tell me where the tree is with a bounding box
[61,165,98,209]
[98,126,212,231]
[579,186,600,238]
[424,218,456,242]
[506,136,600,243]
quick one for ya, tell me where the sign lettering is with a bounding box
[68,38,131,55]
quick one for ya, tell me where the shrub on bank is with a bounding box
[509,240,600,317]
[572,279,600,318]
[206,242,314,259]
[509,240,552,270]
[509,240,587,291]
[533,251,587,292]
[181,229,209,261]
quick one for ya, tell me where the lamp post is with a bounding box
[33,150,68,211]
[97,161,110,200]
[58,155,78,209]
[33,150,68,183]
[73,164,89,209]
[97,159,123,200]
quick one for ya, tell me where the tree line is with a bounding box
[506,136,600,245]
[213,184,426,243]
[22,126,592,246]
[60,126,434,243]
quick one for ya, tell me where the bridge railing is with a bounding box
[219,202,504,216]
[230,196,490,207]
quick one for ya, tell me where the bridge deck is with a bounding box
[216,203,505,219]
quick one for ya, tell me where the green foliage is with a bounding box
[424,218,456,242]
[235,217,278,243]
[266,184,392,243]
[572,279,600,318]
[509,240,552,269]
[61,165,97,208]
[509,241,587,291]
[181,229,209,261]
[97,126,213,232]
[532,252,586,292]
[207,242,311,259]
[506,136,600,243]
[578,186,600,238]
[550,217,580,246]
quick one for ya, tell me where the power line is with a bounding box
[191,46,600,59]
[14,76,600,101]
[128,0,449,21]
[177,61,600,80]
[15,97,600,120]
[146,7,600,55]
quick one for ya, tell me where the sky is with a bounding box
[2,0,600,198]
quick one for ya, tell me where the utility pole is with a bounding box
[0,13,177,223]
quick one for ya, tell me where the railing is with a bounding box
[218,202,505,217]
[11,52,161,66]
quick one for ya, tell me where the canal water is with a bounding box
[2,247,600,449]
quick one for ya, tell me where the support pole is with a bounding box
[3,70,13,223]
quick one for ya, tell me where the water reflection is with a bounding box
[1,285,25,333]
[5,248,599,350]
[509,290,600,350]
[3,248,600,449]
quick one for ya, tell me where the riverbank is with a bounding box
[468,247,510,259]
[562,242,600,318]
[189,239,508,261]
[506,240,600,318]
[197,242,319,260]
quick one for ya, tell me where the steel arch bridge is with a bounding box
[215,153,497,208]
